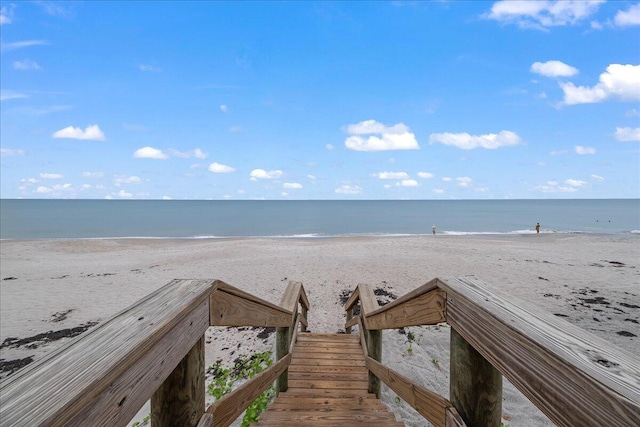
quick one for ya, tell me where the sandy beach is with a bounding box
[1,234,638,426]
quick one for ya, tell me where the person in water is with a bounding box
[432,224,436,235]
[535,222,540,234]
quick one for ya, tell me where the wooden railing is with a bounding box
[0,279,309,427]
[344,277,640,427]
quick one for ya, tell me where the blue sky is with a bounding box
[1,1,639,200]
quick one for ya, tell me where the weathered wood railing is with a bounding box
[344,277,640,427]
[0,279,309,427]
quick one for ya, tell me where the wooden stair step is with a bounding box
[254,333,404,426]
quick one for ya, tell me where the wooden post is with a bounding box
[301,304,308,332]
[450,327,502,427]
[345,307,354,334]
[367,329,382,397]
[151,335,205,427]
[276,326,290,393]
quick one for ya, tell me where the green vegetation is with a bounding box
[207,351,275,427]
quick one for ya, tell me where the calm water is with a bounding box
[0,199,638,240]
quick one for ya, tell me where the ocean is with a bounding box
[0,199,638,240]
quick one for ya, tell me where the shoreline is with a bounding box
[1,234,638,426]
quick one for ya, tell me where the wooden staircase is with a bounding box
[255,333,404,426]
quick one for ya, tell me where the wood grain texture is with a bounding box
[345,315,359,330]
[210,287,292,327]
[365,355,449,427]
[280,281,303,312]
[0,279,215,427]
[196,413,213,427]
[151,336,205,427]
[367,278,439,318]
[439,276,640,427]
[207,353,291,426]
[344,287,360,311]
[358,284,380,316]
[365,288,446,330]
[450,327,502,427]
[445,406,467,427]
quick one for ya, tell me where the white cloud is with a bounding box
[14,60,42,70]
[433,189,445,194]
[208,162,236,173]
[307,175,317,181]
[614,127,640,142]
[170,148,208,159]
[535,181,579,193]
[220,104,228,112]
[250,169,283,180]
[575,145,596,155]
[53,124,106,141]
[1,6,13,25]
[429,130,522,150]
[335,184,362,195]
[113,189,133,199]
[326,144,335,150]
[456,177,473,187]
[1,40,49,52]
[113,175,141,186]
[396,179,419,187]
[162,196,172,200]
[283,182,303,189]
[566,179,587,187]
[442,177,452,182]
[626,108,640,117]
[281,192,289,197]
[343,119,419,151]
[1,90,28,101]
[591,174,605,181]
[1,148,25,156]
[229,126,243,133]
[138,64,161,72]
[39,173,63,179]
[83,172,104,178]
[530,60,578,77]
[560,64,640,105]
[417,172,434,179]
[374,171,410,180]
[485,0,604,29]
[35,186,52,194]
[133,146,168,159]
[615,3,640,27]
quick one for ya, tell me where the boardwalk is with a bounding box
[256,333,403,426]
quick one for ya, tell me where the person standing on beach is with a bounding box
[535,222,540,234]
[432,224,436,235]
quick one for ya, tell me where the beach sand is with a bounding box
[1,234,638,426]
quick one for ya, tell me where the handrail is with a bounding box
[344,277,640,427]
[0,279,309,427]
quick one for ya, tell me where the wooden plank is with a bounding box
[283,388,371,398]
[297,283,310,311]
[290,358,366,367]
[255,411,401,423]
[207,353,291,426]
[366,355,449,427]
[151,335,205,427]
[367,278,439,317]
[358,284,379,316]
[280,281,302,312]
[345,315,359,330]
[445,406,467,427]
[288,371,368,381]
[291,352,364,361]
[288,379,369,390]
[272,396,379,405]
[365,288,447,330]
[210,288,292,327]
[268,403,388,411]
[214,280,292,316]
[344,287,360,311]
[450,327,501,427]
[288,365,368,375]
[196,413,214,427]
[439,276,640,427]
[0,279,215,427]
[297,333,358,341]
